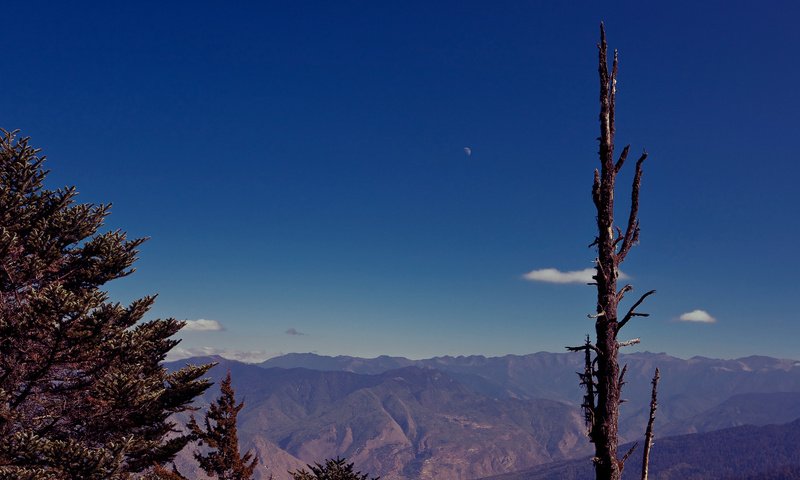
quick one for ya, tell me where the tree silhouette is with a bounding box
[290,457,379,480]
[0,129,213,478]
[188,371,258,480]
[566,25,660,480]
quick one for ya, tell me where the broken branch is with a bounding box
[621,442,638,468]
[617,284,633,301]
[566,343,601,356]
[617,290,656,331]
[613,226,624,248]
[617,151,648,261]
[592,169,601,208]
[617,338,640,348]
[614,145,630,173]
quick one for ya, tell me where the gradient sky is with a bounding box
[2,1,798,361]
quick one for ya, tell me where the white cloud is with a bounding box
[678,310,717,323]
[182,319,224,332]
[166,346,273,363]
[523,267,629,284]
[285,328,306,336]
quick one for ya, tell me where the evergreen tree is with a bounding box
[0,129,214,478]
[187,371,258,480]
[290,458,379,480]
[139,464,189,480]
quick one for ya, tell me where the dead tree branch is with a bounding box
[621,442,638,470]
[618,152,648,261]
[618,290,656,331]
[617,338,640,348]
[575,336,597,429]
[566,337,601,356]
[614,145,630,174]
[616,284,633,302]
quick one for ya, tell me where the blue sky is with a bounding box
[2,1,798,361]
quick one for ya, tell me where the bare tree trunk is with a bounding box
[567,24,655,480]
[641,368,660,480]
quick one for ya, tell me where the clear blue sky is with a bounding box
[3,1,798,361]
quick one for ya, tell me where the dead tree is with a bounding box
[641,368,660,480]
[566,24,658,480]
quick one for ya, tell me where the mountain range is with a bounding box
[167,351,800,479]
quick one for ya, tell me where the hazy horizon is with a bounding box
[165,349,800,365]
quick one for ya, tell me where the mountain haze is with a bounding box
[259,351,800,438]
[171,358,587,480]
[167,352,800,479]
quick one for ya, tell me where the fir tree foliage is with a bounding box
[188,371,258,480]
[138,464,190,480]
[290,457,379,480]
[0,130,214,478]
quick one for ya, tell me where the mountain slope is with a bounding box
[168,353,800,479]
[662,391,800,436]
[480,418,800,480]
[168,358,588,480]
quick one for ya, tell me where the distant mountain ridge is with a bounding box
[166,352,800,480]
[258,351,800,438]
[259,353,416,374]
[259,352,800,373]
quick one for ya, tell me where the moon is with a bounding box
[463,147,472,157]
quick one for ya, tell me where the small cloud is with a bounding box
[285,328,306,336]
[523,267,629,284]
[182,319,224,332]
[166,346,273,363]
[678,310,716,323]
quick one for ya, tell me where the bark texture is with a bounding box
[567,24,656,480]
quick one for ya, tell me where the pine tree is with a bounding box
[290,457,379,480]
[0,129,214,478]
[187,371,258,480]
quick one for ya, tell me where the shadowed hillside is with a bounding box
[479,419,800,480]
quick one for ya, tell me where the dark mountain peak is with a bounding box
[259,352,414,374]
